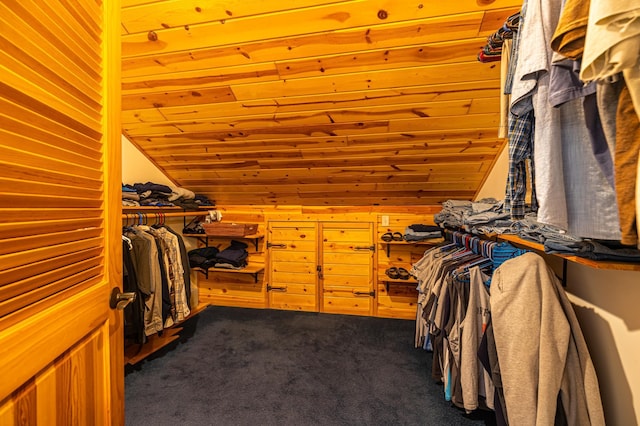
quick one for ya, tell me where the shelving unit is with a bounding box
[377,274,418,292]
[183,233,263,251]
[379,238,444,257]
[191,263,265,282]
[184,230,265,282]
[497,234,640,272]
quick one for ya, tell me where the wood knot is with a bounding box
[147,31,158,41]
[377,9,388,19]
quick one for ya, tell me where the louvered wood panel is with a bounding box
[1,0,121,421]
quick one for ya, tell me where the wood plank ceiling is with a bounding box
[121,0,521,206]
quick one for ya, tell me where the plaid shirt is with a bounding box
[505,109,538,219]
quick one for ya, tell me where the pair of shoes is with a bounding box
[381,232,404,242]
[385,267,410,280]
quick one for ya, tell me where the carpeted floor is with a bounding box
[125,306,495,426]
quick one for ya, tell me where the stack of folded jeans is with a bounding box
[214,240,249,269]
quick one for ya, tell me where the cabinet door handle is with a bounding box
[267,242,287,249]
[354,245,375,251]
[353,290,375,297]
[267,285,287,292]
[316,265,323,279]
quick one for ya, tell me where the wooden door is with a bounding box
[0,0,122,424]
[267,221,319,311]
[320,222,375,316]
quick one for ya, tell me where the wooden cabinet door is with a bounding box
[320,222,375,316]
[0,0,122,423]
[267,221,319,311]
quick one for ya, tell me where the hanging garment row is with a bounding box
[411,231,604,425]
[122,218,192,347]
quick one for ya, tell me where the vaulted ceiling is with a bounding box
[121,0,520,206]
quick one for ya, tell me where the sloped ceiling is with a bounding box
[121,0,520,206]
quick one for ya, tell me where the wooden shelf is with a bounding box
[497,234,640,272]
[379,237,444,256]
[378,274,417,284]
[192,264,264,282]
[377,274,418,293]
[183,233,263,250]
[379,238,444,245]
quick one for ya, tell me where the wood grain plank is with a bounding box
[230,61,500,101]
[121,62,279,94]
[187,182,479,195]
[148,138,502,158]
[180,172,485,187]
[132,128,497,149]
[122,82,501,124]
[124,98,485,135]
[122,0,354,33]
[122,12,485,78]
[122,86,236,110]
[123,118,391,137]
[169,162,493,182]
[275,37,485,79]
[121,0,523,57]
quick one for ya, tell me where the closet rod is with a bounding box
[121,211,205,219]
[121,211,206,219]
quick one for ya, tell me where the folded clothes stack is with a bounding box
[435,199,640,262]
[404,224,443,241]
[187,240,249,270]
[122,181,215,209]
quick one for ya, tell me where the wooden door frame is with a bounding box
[103,0,124,423]
[102,0,124,426]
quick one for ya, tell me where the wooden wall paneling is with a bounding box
[274,37,486,79]
[120,0,517,207]
[121,12,487,79]
[121,0,354,34]
[230,62,500,101]
[121,0,522,56]
[122,81,500,125]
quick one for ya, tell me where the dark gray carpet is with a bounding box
[125,306,495,426]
